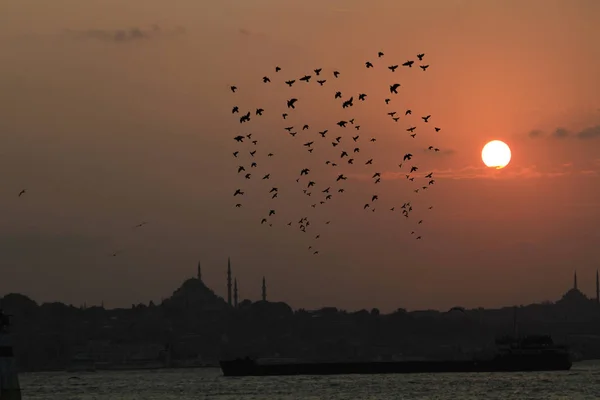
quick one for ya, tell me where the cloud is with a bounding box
[346,161,598,182]
[576,125,600,139]
[427,165,572,180]
[527,124,600,140]
[528,129,544,138]
[421,148,456,156]
[553,128,569,138]
[237,28,270,40]
[63,25,186,43]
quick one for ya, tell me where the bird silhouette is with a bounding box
[287,98,298,109]
[229,50,441,251]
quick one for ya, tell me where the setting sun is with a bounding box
[481,140,511,169]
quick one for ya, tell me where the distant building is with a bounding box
[234,279,238,308]
[557,270,599,308]
[227,258,232,306]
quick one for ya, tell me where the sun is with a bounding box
[481,140,511,169]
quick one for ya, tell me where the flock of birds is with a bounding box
[14,52,442,258]
[229,51,444,255]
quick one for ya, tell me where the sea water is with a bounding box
[19,361,600,399]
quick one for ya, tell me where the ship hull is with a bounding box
[220,354,572,376]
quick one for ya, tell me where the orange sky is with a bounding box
[0,0,599,312]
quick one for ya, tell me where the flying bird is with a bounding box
[287,98,298,109]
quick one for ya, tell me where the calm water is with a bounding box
[19,361,600,399]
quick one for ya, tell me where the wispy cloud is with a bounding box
[527,124,600,140]
[553,127,569,138]
[63,25,186,43]
[421,148,456,156]
[528,129,544,138]
[425,164,598,180]
[347,162,598,182]
[577,125,600,139]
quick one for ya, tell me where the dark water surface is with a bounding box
[19,361,600,399]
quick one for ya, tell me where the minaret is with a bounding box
[261,276,267,302]
[234,278,238,308]
[574,270,578,291]
[596,270,600,304]
[227,257,232,306]
[197,261,202,281]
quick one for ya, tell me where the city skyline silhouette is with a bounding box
[0,0,599,312]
